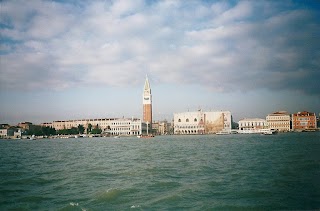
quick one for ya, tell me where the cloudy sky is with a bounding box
[1,0,319,124]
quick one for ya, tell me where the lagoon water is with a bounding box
[1,133,319,210]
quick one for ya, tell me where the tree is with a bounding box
[57,127,77,135]
[49,127,56,135]
[91,124,102,134]
[78,124,85,134]
[87,123,92,134]
[26,126,56,136]
[27,125,43,136]
[69,127,78,135]
[57,129,68,135]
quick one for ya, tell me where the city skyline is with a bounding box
[1,0,320,125]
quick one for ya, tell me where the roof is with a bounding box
[268,111,290,116]
[293,111,315,116]
[239,118,266,122]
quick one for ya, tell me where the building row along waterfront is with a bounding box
[45,118,147,136]
[173,110,232,135]
[239,110,318,134]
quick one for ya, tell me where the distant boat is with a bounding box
[138,134,154,138]
[216,131,231,135]
[262,131,273,135]
[114,136,120,139]
[262,129,277,135]
[30,135,36,140]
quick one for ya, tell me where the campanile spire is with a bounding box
[144,75,151,92]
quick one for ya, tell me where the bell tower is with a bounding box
[143,75,152,125]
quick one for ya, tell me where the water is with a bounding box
[1,133,319,210]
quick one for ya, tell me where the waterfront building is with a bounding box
[0,128,21,139]
[238,118,268,134]
[292,111,317,131]
[143,75,152,133]
[40,122,53,128]
[0,128,13,138]
[105,118,143,136]
[266,111,291,132]
[152,120,171,135]
[18,122,33,130]
[174,110,232,135]
[51,118,143,136]
[52,118,113,131]
[0,124,10,129]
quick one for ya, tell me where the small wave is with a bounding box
[130,205,141,209]
[95,187,139,202]
[70,202,79,206]
[95,188,122,201]
[68,202,87,211]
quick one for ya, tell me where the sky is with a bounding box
[0,0,320,125]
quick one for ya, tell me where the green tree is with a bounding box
[87,123,92,134]
[78,124,85,134]
[69,127,78,135]
[49,127,56,135]
[27,125,43,136]
[57,129,68,135]
[91,124,102,134]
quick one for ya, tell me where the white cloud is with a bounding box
[213,1,252,25]
[211,2,230,15]
[111,0,145,16]
[0,0,319,96]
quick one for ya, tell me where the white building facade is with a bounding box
[51,118,143,136]
[238,118,268,134]
[174,110,232,135]
[107,118,142,136]
[266,111,291,132]
[0,129,11,138]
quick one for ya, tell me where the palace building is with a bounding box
[174,110,232,135]
[238,118,268,134]
[292,111,317,131]
[143,75,152,130]
[266,111,291,132]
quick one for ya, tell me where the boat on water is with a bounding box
[262,131,273,135]
[29,135,36,140]
[216,131,231,135]
[137,134,154,138]
[262,129,277,135]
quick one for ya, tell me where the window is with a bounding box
[186,119,189,122]
[194,118,197,122]
[178,119,181,122]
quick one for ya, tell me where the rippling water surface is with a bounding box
[1,133,320,210]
